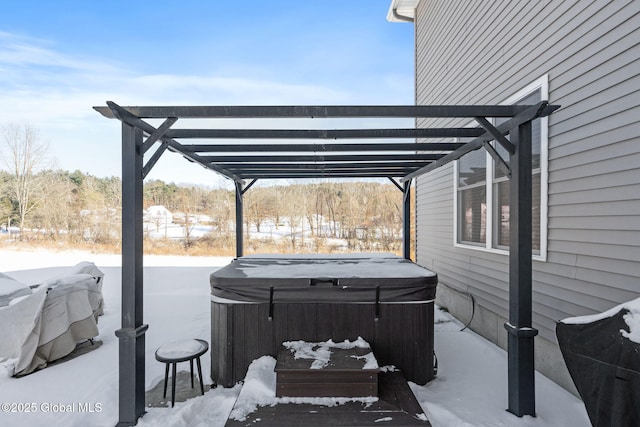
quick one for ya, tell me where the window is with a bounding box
[458,148,486,245]
[454,76,548,260]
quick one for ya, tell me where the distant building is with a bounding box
[388,0,640,393]
[144,205,173,226]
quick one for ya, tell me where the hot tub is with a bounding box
[210,254,437,387]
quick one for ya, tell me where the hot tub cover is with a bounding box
[210,254,437,303]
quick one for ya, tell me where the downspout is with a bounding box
[392,8,414,23]
[390,3,417,259]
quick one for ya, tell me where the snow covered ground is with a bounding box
[0,248,590,427]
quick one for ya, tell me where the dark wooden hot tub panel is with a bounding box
[211,301,434,387]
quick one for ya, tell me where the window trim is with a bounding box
[453,75,549,261]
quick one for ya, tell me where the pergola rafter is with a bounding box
[162,127,485,139]
[182,142,466,153]
[95,101,559,426]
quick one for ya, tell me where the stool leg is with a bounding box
[196,356,204,395]
[190,358,194,388]
[163,363,169,399]
[171,362,177,407]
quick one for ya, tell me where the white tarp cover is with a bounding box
[0,262,104,376]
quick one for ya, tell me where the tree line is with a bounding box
[1,124,413,255]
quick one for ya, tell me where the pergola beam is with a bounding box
[474,116,514,154]
[482,140,511,177]
[106,101,245,183]
[164,141,245,183]
[184,142,464,153]
[387,177,404,192]
[241,179,258,195]
[142,117,178,154]
[164,127,483,139]
[95,104,535,119]
[142,141,169,179]
[231,172,416,179]
[219,162,431,170]
[401,102,559,182]
[202,154,444,163]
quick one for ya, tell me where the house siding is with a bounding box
[413,0,640,393]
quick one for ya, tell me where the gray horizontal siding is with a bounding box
[550,121,640,159]
[550,168,638,193]
[549,199,640,216]
[549,184,640,206]
[414,0,640,343]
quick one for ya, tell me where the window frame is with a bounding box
[456,145,487,247]
[453,75,549,261]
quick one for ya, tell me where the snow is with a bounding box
[276,395,378,406]
[0,272,31,296]
[410,315,589,427]
[0,248,590,427]
[235,256,436,279]
[284,340,332,369]
[622,309,640,343]
[351,352,378,370]
[155,339,206,360]
[228,356,277,421]
[561,297,640,344]
[282,337,377,370]
[229,356,379,421]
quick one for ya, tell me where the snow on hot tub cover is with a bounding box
[210,254,437,303]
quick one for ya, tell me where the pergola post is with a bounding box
[235,181,244,257]
[505,120,538,417]
[402,180,412,260]
[116,123,148,426]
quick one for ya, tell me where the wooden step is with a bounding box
[275,343,379,398]
[225,371,431,426]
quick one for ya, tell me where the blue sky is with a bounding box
[0,1,414,187]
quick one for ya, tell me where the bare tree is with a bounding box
[0,124,49,239]
[31,171,74,240]
[0,172,13,236]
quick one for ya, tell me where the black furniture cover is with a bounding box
[556,305,640,427]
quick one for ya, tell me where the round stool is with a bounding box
[155,338,209,407]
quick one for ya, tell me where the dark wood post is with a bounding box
[235,181,244,258]
[402,180,412,260]
[505,120,538,416]
[116,123,149,426]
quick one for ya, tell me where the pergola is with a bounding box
[95,101,559,426]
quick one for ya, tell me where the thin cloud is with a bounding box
[0,31,123,77]
[0,27,413,182]
[0,31,356,125]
